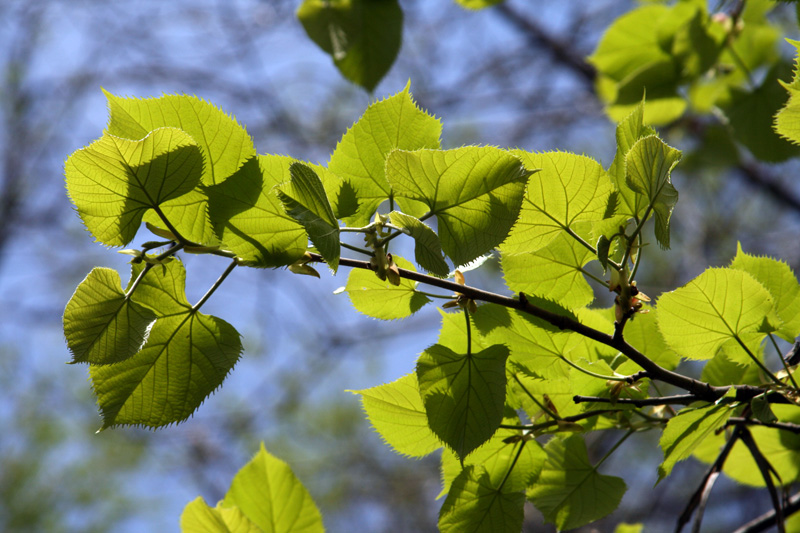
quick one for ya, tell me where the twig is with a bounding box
[676,426,742,533]
[738,427,785,533]
[732,491,800,533]
[574,395,701,407]
[310,252,788,405]
[726,417,800,434]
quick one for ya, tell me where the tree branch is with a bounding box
[732,491,800,533]
[311,252,782,404]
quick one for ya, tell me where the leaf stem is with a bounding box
[497,439,526,493]
[594,428,634,470]
[733,334,784,387]
[558,354,628,382]
[192,258,238,312]
[769,333,800,389]
[340,241,374,257]
[124,242,184,299]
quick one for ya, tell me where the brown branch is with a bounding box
[726,417,800,435]
[311,252,782,404]
[676,426,742,533]
[739,427,786,533]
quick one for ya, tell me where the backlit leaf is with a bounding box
[657,401,735,482]
[387,147,531,266]
[501,232,595,309]
[438,465,525,533]
[64,268,156,365]
[278,163,340,271]
[328,84,441,225]
[297,0,403,92]
[389,211,449,277]
[221,444,325,533]
[91,260,241,428]
[65,128,202,246]
[206,155,307,268]
[344,255,430,319]
[417,343,509,459]
[730,243,800,341]
[657,268,773,360]
[528,435,626,530]
[180,497,260,533]
[441,410,546,496]
[352,373,442,458]
[501,151,611,254]
[625,135,681,249]
[103,90,255,186]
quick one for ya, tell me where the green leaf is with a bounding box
[528,435,626,530]
[657,268,773,360]
[65,128,202,246]
[775,40,800,145]
[351,373,442,458]
[615,524,643,533]
[344,255,430,319]
[328,84,441,225]
[614,306,680,372]
[657,401,735,481]
[438,465,525,533]
[417,343,509,459]
[608,100,656,217]
[387,147,531,266]
[501,232,595,309]
[441,410,546,496]
[63,268,156,365]
[220,443,324,533]
[278,163,340,271]
[207,155,307,268]
[181,497,261,533]
[730,243,800,341]
[589,4,687,125]
[103,90,256,187]
[389,211,449,277]
[625,135,681,249]
[472,304,580,380]
[500,151,612,254]
[91,261,242,428]
[693,405,800,487]
[725,62,800,162]
[297,0,402,92]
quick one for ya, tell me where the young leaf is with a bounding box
[657,401,735,482]
[344,255,430,320]
[351,373,442,458]
[220,443,324,533]
[207,155,307,268]
[730,243,800,341]
[417,343,509,460]
[501,151,611,254]
[278,163,340,271]
[440,410,546,496]
[657,268,774,360]
[103,90,256,186]
[501,232,595,309]
[776,40,800,146]
[528,435,627,531]
[65,128,202,246]
[387,147,531,266]
[297,0,402,92]
[63,268,156,365]
[389,211,449,277]
[624,135,681,249]
[438,465,525,533]
[328,84,441,225]
[91,261,241,428]
[180,497,260,532]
